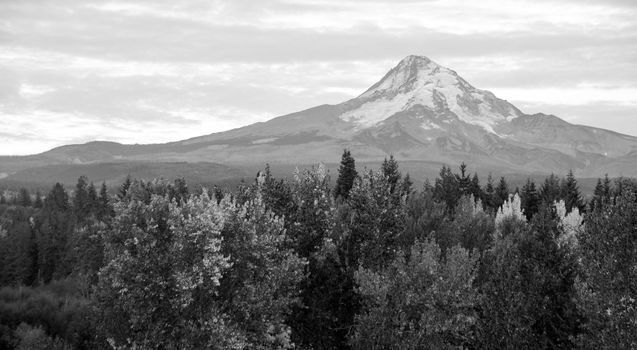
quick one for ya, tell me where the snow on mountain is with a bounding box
[339,55,522,135]
[3,54,637,179]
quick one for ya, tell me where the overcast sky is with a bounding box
[1,0,636,155]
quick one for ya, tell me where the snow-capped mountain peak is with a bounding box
[340,55,521,134]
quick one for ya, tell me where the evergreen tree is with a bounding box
[72,176,90,222]
[87,182,98,215]
[520,178,539,220]
[37,183,73,282]
[457,162,471,195]
[602,173,612,198]
[97,182,114,221]
[578,189,637,348]
[539,173,561,205]
[495,176,510,208]
[118,175,132,200]
[334,149,358,199]
[33,191,43,209]
[381,155,401,193]
[0,193,6,205]
[561,170,584,213]
[17,188,32,207]
[400,173,413,197]
[478,206,582,349]
[434,165,461,212]
[484,174,497,210]
[469,172,483,201]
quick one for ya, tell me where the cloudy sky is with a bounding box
[1,0,636,155]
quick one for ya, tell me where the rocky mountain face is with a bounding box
[2,55,637,183]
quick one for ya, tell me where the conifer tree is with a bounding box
[97,182,113,221]
[520,178,539,220]
[118,175,132,200]
[37,183,73,282]
[17,188,32,207]
[469,172,483,201]
[495,177,510,208]
[381,155,401,193]
[561,170,584,213]
[72,176,90,222]
[33,191,43,208]
[87,182,98,216]
[539,173,561,205]
[457,162,471,195]
[400,173,413,196]
[434,165,461,212]
[484,174,497,210]
[334,149,358,199]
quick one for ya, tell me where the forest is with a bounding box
[0,150,636,349]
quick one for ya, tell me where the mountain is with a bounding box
[2,55,637,185]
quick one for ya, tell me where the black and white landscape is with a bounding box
[3,55,637,187]
[1,1,636,349]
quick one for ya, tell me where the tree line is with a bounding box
[0,151,636,349]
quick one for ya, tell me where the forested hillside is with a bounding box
[0,151,635,349]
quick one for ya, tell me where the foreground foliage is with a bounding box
[1,150,636,349]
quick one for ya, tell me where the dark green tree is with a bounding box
[477,206,582,349]
[381,155,401,193]
[72,176,90,223]
[495,176,510,208]
[37,183,73,282]
[577,189,637,348]
[561,169,584,213]
[539,173,561,205]
[520,178,539,220]
[118,175,132,200]
[33,191,43,209]
[469,172,483,201]
[17,188,32,207]
[457,162,471,195]
[334,149,358,199]
[483,174,497,210]
[433,165,461,212]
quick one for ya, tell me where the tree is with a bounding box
[457,162,471,195]
[495,176,509,209]
[539,173,561,205]
[117,175,132,200]
[36,183,73,282]
[17,188,32,207]
[469,172,483,201]
[577,189,637,348]
[483,174,497,210]
[434,165,461,212]
[381,155,401,193]
[97,182,114,221]
[351,240,478,349]
[477,206,582,349]
[334,149,358,199]
[219,193,306,349]
[72,176,90,222]
[520,178,539,220]
[97,191,238,349]
[33,191,43,209]
[561,169,584,213]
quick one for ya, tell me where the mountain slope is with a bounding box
[2,55,637,180]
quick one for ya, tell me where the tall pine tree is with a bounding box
[334,149,358,199]
[520,178,539,220]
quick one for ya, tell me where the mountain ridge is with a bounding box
[2,55,637,181]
